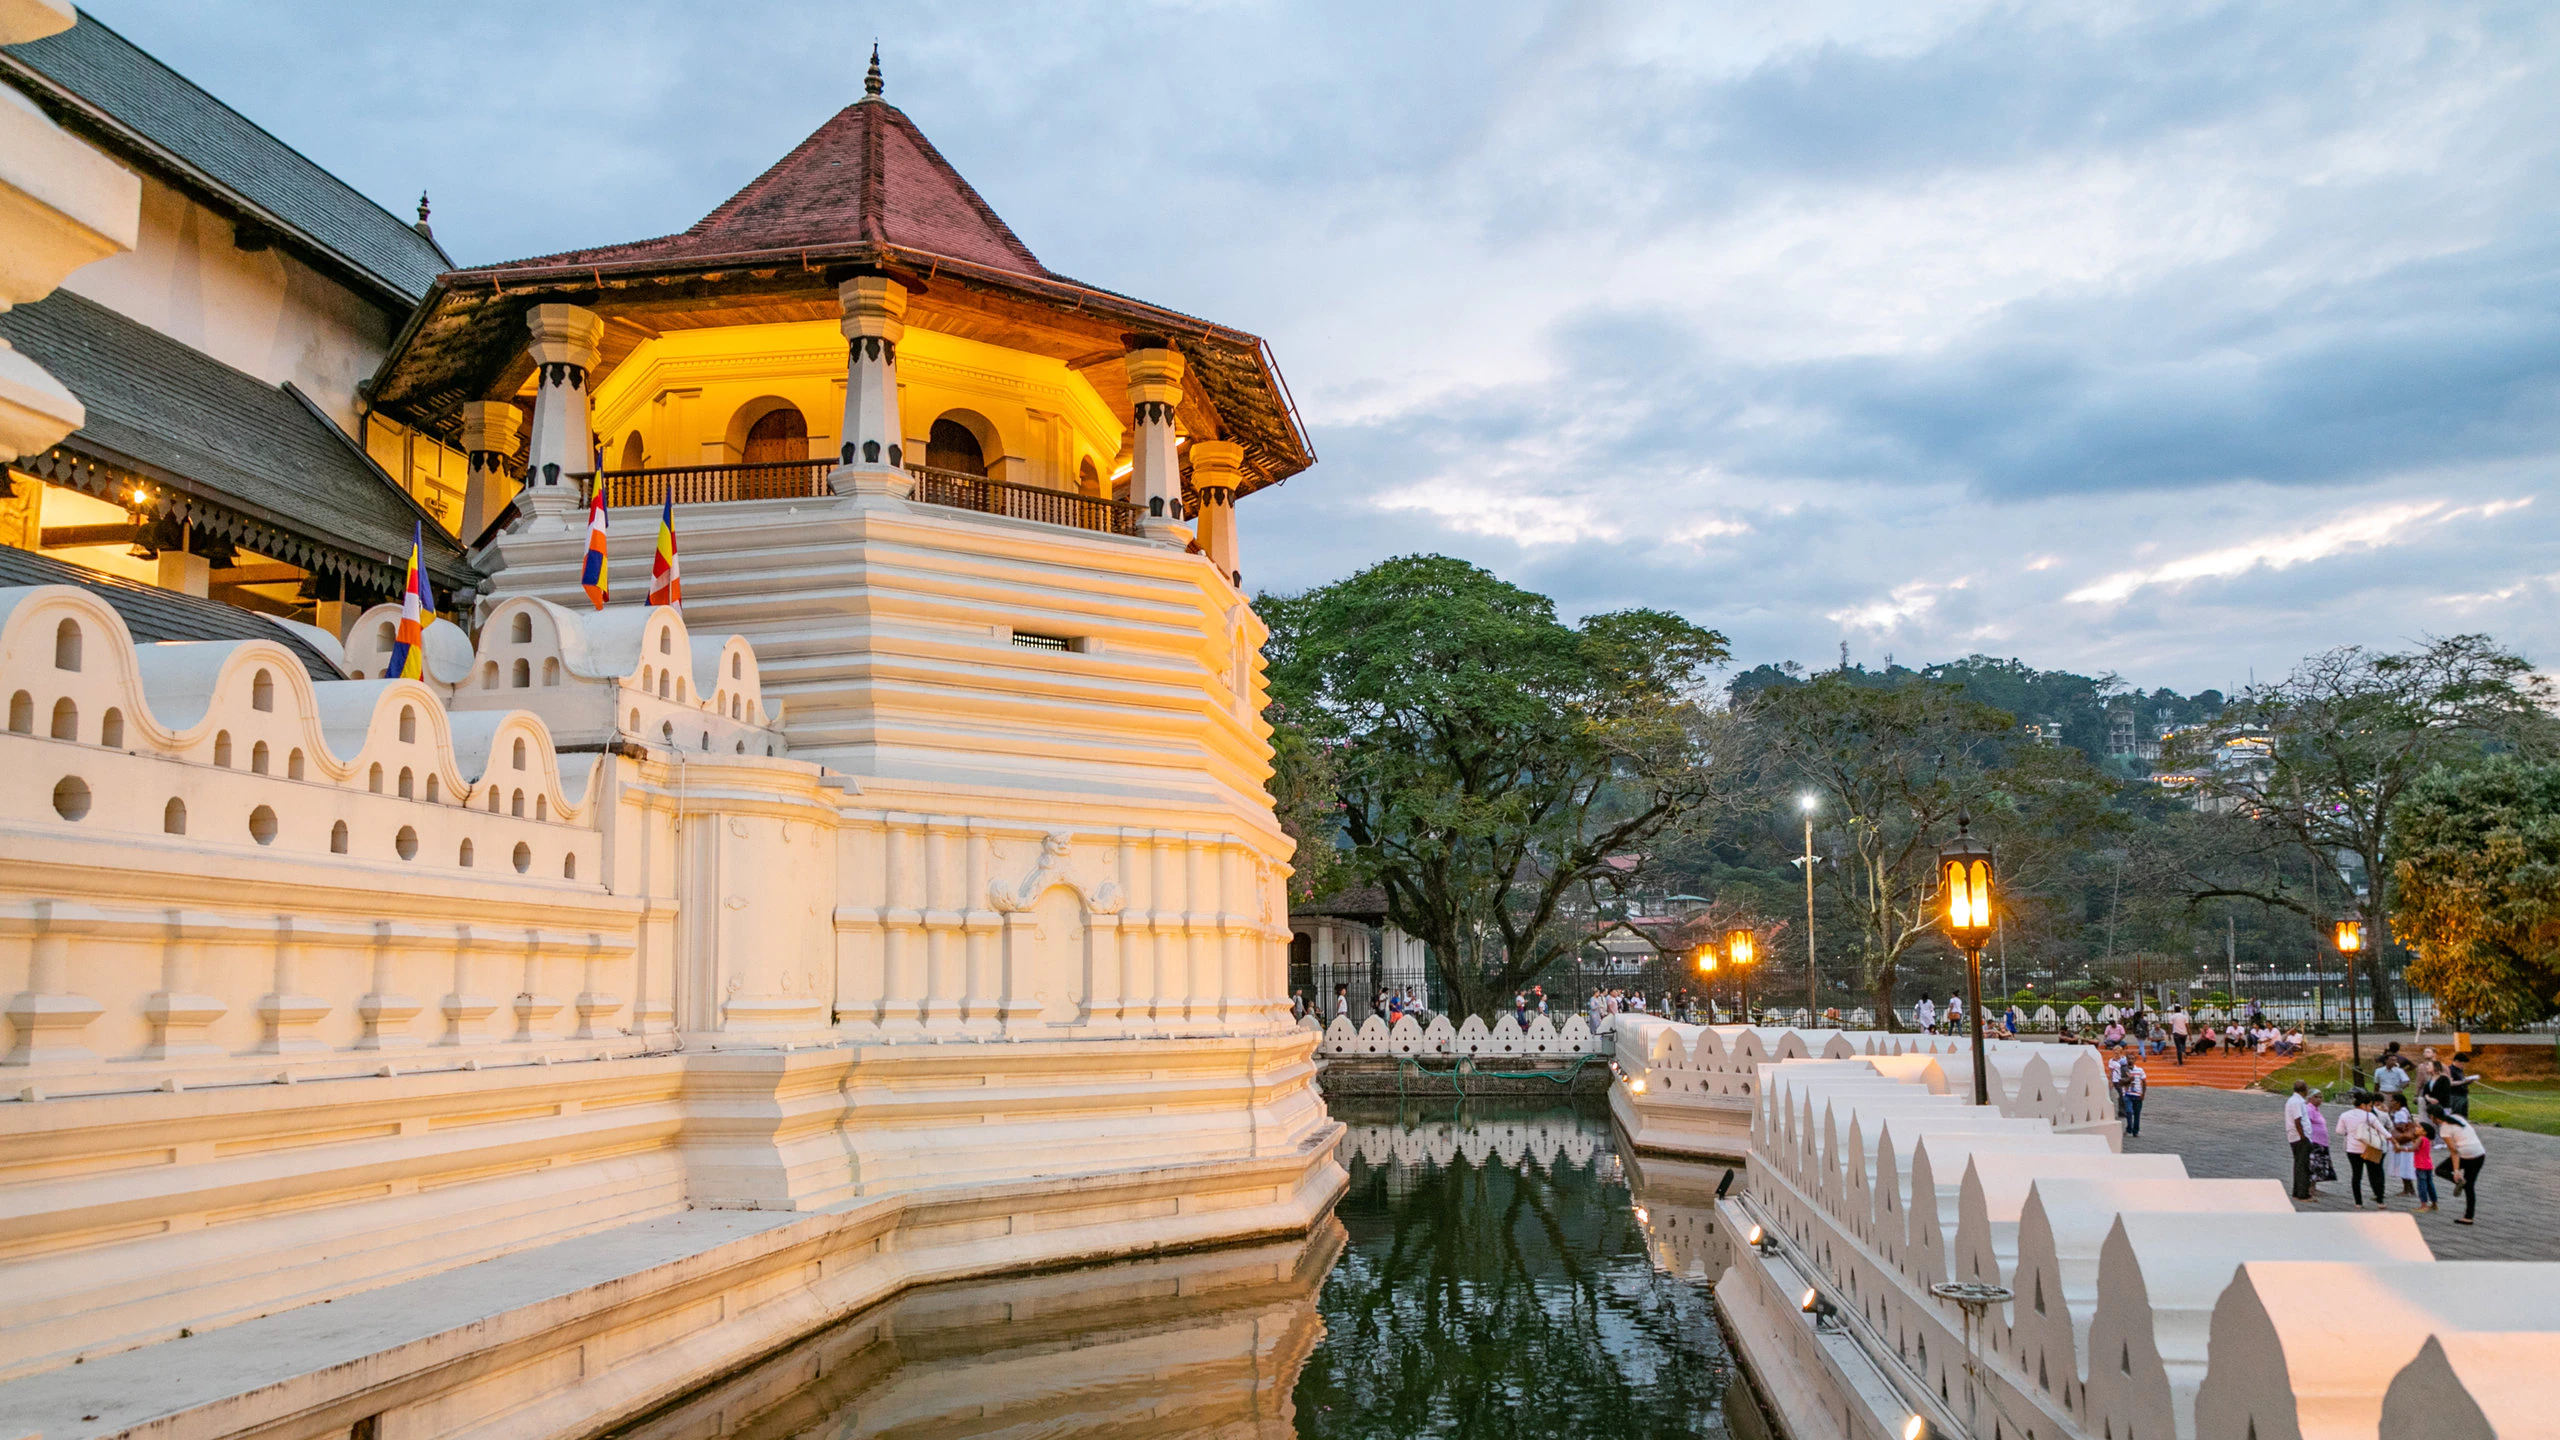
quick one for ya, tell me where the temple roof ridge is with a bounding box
[470,59,1048,281]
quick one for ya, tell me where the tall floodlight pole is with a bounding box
[1939,813,1996,1106]
[1798,795,1820,1016]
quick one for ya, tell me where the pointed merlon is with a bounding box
[864,42,883,98]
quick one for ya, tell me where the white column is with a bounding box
[354,918,421,1052]
[459,399,524,542]
[5,900,103,1066]
[921,816,962,1029]
[1184,834,1214,1023]
[1188,439,1243,584]
[829,274,912,502]
[255,915,328,1055]
[143,909,227,1059]
[1124,343,1190,545]
[513,929,563,1041]
[1149,831,1180,1026]
[520,303,603,528]
[441,923,499,1046]
[879,816,924,1033]
[963,822,1001,1034]
[1116,829,1148,1033]
[572,932,622,1040]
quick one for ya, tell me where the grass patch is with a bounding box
[2250,1050,2355,1098]
[2469,1081,2560,1138]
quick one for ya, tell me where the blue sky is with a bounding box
[84,0,2560,690]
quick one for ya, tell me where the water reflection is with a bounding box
[611,1101,1740,1440]
[607,1224,1343,1440]
[1294,1099,1732,1439]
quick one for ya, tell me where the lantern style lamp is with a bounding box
[1726,926,1756,1022]
[2334,917,2366,1083]
[1938,813,1995,1106]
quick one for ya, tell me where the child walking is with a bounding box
[2412,1119,2439,1212]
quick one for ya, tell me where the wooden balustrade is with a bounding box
[577,460,833,509]
[906,464,1144,536]
[572,461,1145,538]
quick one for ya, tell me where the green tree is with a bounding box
[1744,674,2009,1025]
[1261,556,1727,1018]
[2160,635,2555,1025]
[2389,755,2560,1028]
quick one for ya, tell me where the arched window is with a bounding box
[425,773,440,802]
[287,747,303,779]
[398,766,414,799]
[927,417,988,476]
[488,788,501,814]
[398,706,417,743]
[377,621,396,651]
[512,738,527,770]
[251,669,274,711]
[6,691,29,733]
[164,797,187,834]
[535,795,548,822]
[459,838,474,868]
[658,628,671,655]
[330,820,348,854]
[101,708,124,748]
[510,789,524,817]
[213,730,232,767]
[368,762,384,793]
[510,612,533,644]
[251,740,269,774]
[512,841,532,873]
[676,678,686,703]
[628,707,640,732]
[563,853,578,880]
[511,658,531,688]
[658,671,670,699]
[1079,457,1102,497]
[621,432,646,471]
[543,657,560,686]
[481,661,499,691]
[54,618,81,672]
[730,653,741,680]
[742,405,807,466]
[50,697,76,741]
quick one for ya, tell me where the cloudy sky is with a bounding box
[85,0,2560,690]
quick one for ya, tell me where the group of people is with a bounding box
[1291,984,1431,1024]
[2282,1044,2488,1223]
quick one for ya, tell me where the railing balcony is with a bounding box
[904,464,1144,536]
[571,460,1144,537]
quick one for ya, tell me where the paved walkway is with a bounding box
[2121,1086,2560,1261]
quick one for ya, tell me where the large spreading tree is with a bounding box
[2159,635,2554,1025]
[1261,555,1727,1018]
[2389,755,2560,1029]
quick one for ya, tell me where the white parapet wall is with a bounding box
[1709,1052,2560,1440]
[1607,1019,2120,1161]
[0,577,1340,1440]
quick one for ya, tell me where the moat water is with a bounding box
[609,1098,1746,1439]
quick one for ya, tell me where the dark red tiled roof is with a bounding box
[484,91,1045,279]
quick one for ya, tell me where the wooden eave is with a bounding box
[366,242,1314,499]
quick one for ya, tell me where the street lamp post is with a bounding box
[1727,927,1757,1024]
[1798,795,1819,1017]
[2334,919,2365,1087]
[1693,945,1718,1022]
[1939,814,1996,1107]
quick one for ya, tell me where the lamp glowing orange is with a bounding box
[2334,919,2363,954]
[1939,822,1995,952]
[1725,927,1756,968]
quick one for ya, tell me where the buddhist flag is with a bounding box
[386,522,435,679]
[649,489,681,608]
[581,482,609,609]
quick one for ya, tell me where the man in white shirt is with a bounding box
[2284,1081,2313,1199]
[2170,1006,2191,1065]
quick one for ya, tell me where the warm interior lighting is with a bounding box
[1938,818,1995,951]
[1697,946,1718,973]
[1725,927,1756,967]
[1628,1077,1647,1094]
[1800,1287,1821,1312]
[1747,1224,1765,1246]
[1903,1415,1932,1440]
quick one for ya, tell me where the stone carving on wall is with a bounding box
[989,831,1122,914]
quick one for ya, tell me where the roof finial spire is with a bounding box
[864,42,882,98]
[413,191,433,239]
